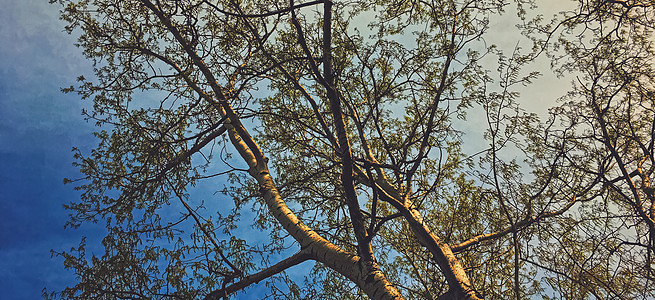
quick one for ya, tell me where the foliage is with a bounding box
[48,0,655,299]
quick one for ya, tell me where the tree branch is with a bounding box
[204,250,313,300]
[203,0,324,18]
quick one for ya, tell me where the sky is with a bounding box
[0,2,276,298]
[0,1,572,299]
[0,0,102,298]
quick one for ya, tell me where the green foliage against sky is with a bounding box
[49,0,655,299]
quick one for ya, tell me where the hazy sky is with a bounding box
[0,1,573,299]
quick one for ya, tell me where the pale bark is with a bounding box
[138,1,405,297]
[204,250,311,300]
[374,178,482,299]
[227,125,404,299]
[401,205,481,300]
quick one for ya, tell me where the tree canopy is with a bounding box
[49,0,655,299]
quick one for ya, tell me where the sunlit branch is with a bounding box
[203,250,312,300]
[140,0,267,167]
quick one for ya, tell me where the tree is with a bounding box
[48,0,654,299]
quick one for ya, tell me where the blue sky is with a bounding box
[0,3,285,298]
[0,1,101,298]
